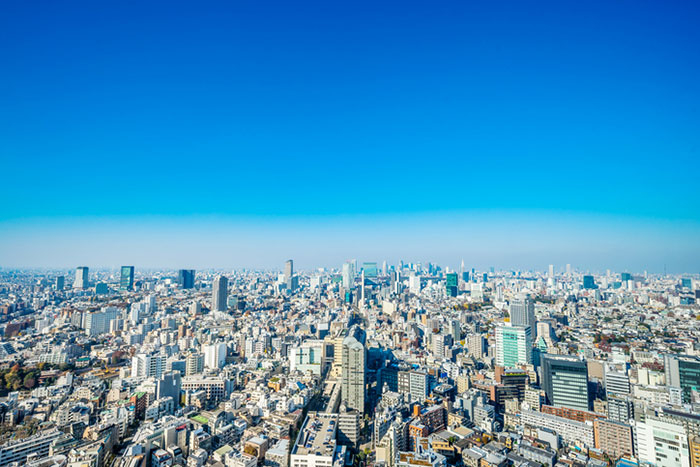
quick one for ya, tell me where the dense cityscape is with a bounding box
[0,261,697,467]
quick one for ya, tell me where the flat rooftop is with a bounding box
[292,413,338,457]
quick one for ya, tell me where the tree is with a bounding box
[23,374,35,389]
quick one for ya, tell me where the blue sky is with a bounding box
[1,1,699,271]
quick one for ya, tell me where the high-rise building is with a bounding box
[548,264,554,278]
[55,275,65,291]
[541,354,590,411]
[120,266,135,291]
[495,325,532,367]
[212,276,228,312]
[73,266,89,289]
[341,326,366,413]
[285,260,295,291]
[178,269,195,289]
[156,371,182,408]
[445,273,458,297]
[342,262,355,289]
[510,296,535,329]
[582,275,597,289]
[665,354,700,403]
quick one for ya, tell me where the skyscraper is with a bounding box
[541,354,590,411]
[73,266,89,289]
[665,354,700,403]
[285,259,295,291]
[510,296,535,329]
[445,273,458,297]
[342,325,366,413]
[212,276,228,312]
[120,266,134,291]
[495,325,532,367]
[342,262,354,289]
[55,275,65,291]
[178,269,195,289]
[583,275,597,289]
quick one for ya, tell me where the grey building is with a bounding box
[341,326,366,413]
[212,275,228,311]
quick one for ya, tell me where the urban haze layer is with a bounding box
[0,261,698,467]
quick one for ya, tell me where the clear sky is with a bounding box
[1,1,699,271]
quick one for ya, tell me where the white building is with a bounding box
[634,418,690,467]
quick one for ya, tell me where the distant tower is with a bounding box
[285,259,295,291]
[73,266,89,289]
[178,269,195,289]
[55,276,65,291]
[342,262,355,289]
[120,266,135,291]
[212,276,228,311]
[548,264,554,279]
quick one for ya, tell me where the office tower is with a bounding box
[390,270,400,294]
[120,265,135,291]
[73,266,89,289]
[178,269,195,289]
[409,274,421,294]
[445,273,458,297]
[342,262,354,289]
[541,354,590,411]
[341,325,366,413]
[510,296,535,329]
[583,275,596,289]
[212,276,228,312]
[605,363,631,397]
[665,354,700,403]
[450,319,461,342]
[55,275,65,291]
[548,264,554,278]
[285,259,294,291]
[157,371,182,408]
[620,272,632,282]
[495,325,532,367]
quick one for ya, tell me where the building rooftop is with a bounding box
[291,412,338,457]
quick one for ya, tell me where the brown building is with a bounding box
[593,419,634,459]
[690,436,700,467]
[542,405,605,423]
